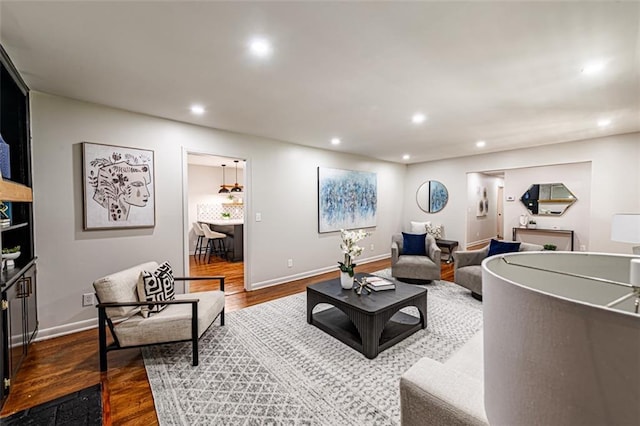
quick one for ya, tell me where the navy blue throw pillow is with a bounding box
[487,239,521,257]
[402,232,427,256]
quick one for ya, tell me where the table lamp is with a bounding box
[483,251,640,425]
[611,213,640,254]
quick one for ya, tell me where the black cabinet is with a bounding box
[0,44,37,407]
[4,262,36,382]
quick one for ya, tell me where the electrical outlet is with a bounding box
[370,244,375,251]
[580,245,586,251]
[82,293,95,307]
[287,259,293,268]
[255,212,262,222]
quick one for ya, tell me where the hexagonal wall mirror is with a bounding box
[520,183,577,216]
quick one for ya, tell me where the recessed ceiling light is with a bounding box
[402,154,411,160]
[411,113,426,124]
[581,61,605,75]
[476,140,486,148]
[249,37,272,58]
[597,118,612,127]
[190,105,205,115]
[331,138,341,145]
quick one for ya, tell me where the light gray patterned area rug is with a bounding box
[143,271,482,425]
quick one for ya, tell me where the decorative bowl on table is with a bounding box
[2,251,20,269]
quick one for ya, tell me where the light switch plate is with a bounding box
[256,212,262,222]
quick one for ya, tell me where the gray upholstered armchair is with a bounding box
[453,241,543,300]
[391,233,441,283]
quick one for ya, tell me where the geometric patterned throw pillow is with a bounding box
[426,222,443,239]
[137,261,176,318]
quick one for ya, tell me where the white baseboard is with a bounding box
[35,318,97,342]
[249,254,390,291]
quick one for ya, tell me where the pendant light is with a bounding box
[218,164,230,193]
[231,160,243,192]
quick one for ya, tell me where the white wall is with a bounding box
[28,90,640,338]
[466,173,503,246]
[404,132,640,251]
[503,162,591,250]
[31,92,406,338]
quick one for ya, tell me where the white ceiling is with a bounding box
[1,1,639,164]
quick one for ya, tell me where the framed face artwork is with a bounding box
[82,142,155,230]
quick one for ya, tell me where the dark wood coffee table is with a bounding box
[306,274,427,359]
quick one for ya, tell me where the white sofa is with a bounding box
[400,331,488,426]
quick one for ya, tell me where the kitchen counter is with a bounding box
[204,219,244,226]
[199,219,243,261]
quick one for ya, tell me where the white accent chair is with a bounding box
[93,261,224,371]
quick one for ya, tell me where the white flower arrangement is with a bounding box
[338,228,370,277]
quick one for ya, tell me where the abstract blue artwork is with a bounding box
[318,167,377,233]
[429,181,448,212]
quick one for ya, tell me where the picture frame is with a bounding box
[477,186,488,217]
[82,142,155,230]
[317,167,377,233]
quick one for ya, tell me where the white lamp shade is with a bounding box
[482,252,640,425]
[611,213,640,243]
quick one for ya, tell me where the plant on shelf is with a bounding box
[543,244,557,251]
[221,212,231,219]
[2,245,20,255]
[2,245,21,269]
[337,229,370,277]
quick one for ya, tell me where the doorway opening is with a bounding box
[465,171,504,249]
[184,152,247,295]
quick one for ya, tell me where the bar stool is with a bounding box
[193,222,207,259]
[200,223,228,262]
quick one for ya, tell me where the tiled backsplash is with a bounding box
[198,203,244,221]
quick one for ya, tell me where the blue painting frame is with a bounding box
[317,167,377,233]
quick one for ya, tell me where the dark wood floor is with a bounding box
[0,256,454,424]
